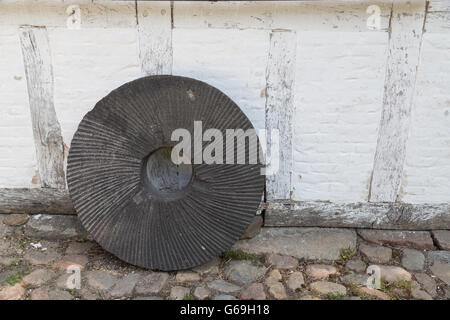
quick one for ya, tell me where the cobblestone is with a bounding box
[170,286,190,300]
[24,249,59,265]
[55,255,89,270]
[85,270,118,291]
[207,280,240,293]
[213,295,237,300]
[224,261,267,285]
[110,274,139,298]
[286,272,304,291]
[401,248,425,271]
[267,282,287,299]
[414,273,437,296]
[429,260,450,285]
[22,269,56,286]
[193,286,210,300]
[2,214,29,226]
[241,283,265,300]
[266,254,298,269]
[135,272,169,295]
[176,271,200,282]
[432,231,450,250]
[305,264,338,280]
[345,259,366,273]
[310,281,346,296]
[359,243,392,263]
[0,225,448,300]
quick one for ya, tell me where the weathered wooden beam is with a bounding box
[2,188,448,231]
[0,188,74,215]
[137,1,173,75]
[369,0,427,202]
[265,200,450,230]
[0,188,265,215]
[265,30,296,200]
[426,0,450,33]
[19,26,66,189]
[428,0,450,11]
[0,1,136,29]
[174,1,392,32]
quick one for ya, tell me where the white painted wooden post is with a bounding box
[369,0,427,202]
[265,30,296,200]
[137,1,173,75]
[19,26,66,189]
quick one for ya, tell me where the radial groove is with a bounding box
[67,75,264,271]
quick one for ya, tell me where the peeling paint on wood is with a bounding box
[0,1,136,29]
[19,26,66,189]
[369,0,427,202]
[137,1,173,75]
[265,30,296,200]
[174,1,392,31]
[265,200,450,230]
[428,0,450,12]
[2,188,448,231]
[425,11,450,33]
[427,0,450,33]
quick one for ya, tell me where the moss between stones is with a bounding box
[221,249,265,265]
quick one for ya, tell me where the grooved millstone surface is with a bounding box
[67,75,264,271]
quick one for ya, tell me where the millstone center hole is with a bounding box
[145,147,192,195]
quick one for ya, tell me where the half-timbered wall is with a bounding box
[0,0,449,229]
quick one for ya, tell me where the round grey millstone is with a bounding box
[67,75,264,271]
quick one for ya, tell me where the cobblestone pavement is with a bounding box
[0,214,449,300]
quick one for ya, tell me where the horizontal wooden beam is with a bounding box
[2,189,449,230]
[264,200,450,230]
[0,1,137,29]
[174,1,391,32]
[0,188,74,215]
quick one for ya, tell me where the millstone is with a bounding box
[67,75,264,271]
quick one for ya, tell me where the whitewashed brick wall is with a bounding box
[50,28,142,151]
[401,33,450,204]
[292,31,387,202]
[0,27,37,187]
[172,28,269,134]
